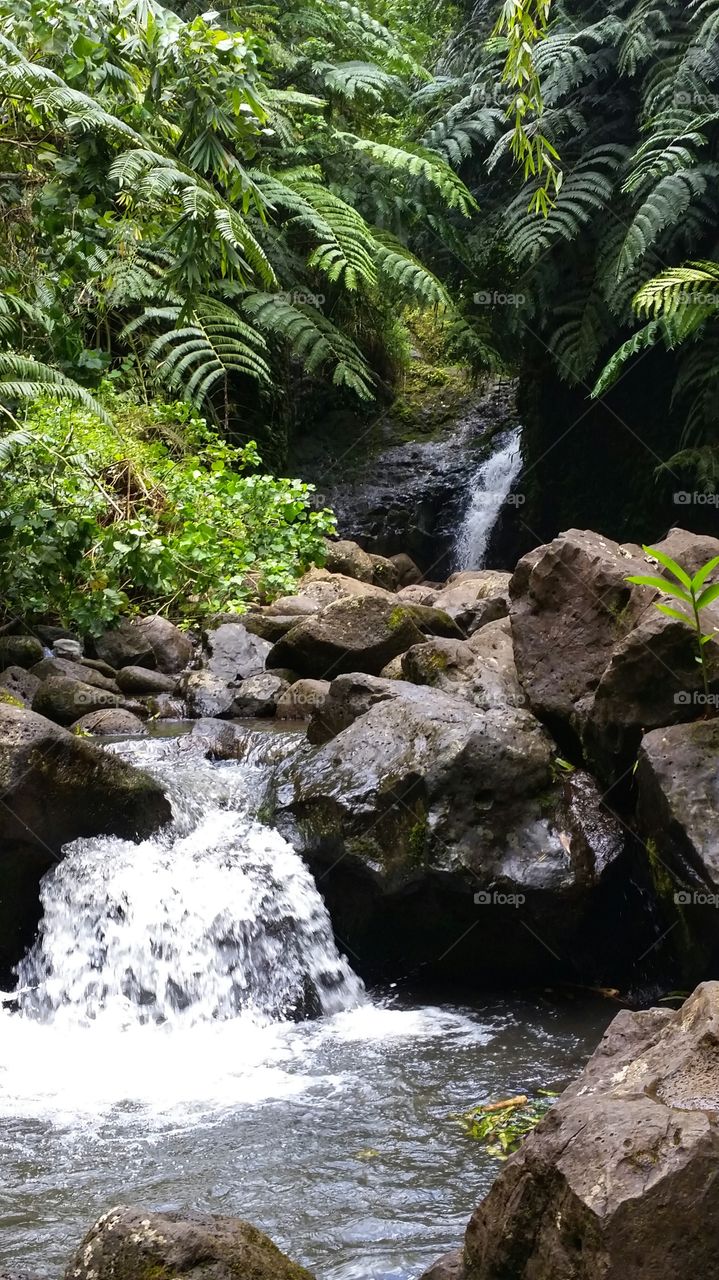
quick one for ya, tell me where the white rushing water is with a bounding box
[16,733,364,1030]
[454,428,522,569]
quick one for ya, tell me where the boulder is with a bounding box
[0,636,43,670]
[292,568,394,607]
[92,621,155,669]
[266,595,320,618]
[63,1206,316,1280]
[203,622,272,682]
[509,528,719,780]
[0,665,40,708]
[275,683,631,984]
[267,597,425,680]
[71,709,147,736]
[369,552,400,591]
[390,552,423,586]
[400,619,527,711]
[0,705,170,979]
[243,613,300,643]
[32,676,125,726]
[134,614,194,673]
[419,1255,464,1280]
[276,679,330,722]
[232,672,290,717]
[402,604,464,639]
[397,583,438,606]
[116,665,177,695]
[146,693,188,720]
[432,572,511,634]
[180,671,236,719]
[323,537,375,582]
[31,656,119,692]
[52,637,83,661]
[379,654,404,679]
[190,718,246,759]
[437,983,719,1280]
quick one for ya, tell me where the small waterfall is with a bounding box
[454,428,523,570]
[17,733,364,1028]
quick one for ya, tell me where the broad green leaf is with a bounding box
[642,546,692,589]
[654,602,692,624]
[626,574,691,603]
[696,582,719,610]
[691,557,719,592]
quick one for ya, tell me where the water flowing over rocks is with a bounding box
[422,982,719,1280]
[64,1206,316,1280]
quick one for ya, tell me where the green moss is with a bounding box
[408,813,429,866]
[0,690,24,708]
[388,606,411,631]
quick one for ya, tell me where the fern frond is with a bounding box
[242,292,374,398]
[0,354,110,421]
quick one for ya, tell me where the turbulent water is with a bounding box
[0,727,612,1279]
[454,428,523,570]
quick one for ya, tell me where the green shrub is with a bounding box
[0,390,335,633]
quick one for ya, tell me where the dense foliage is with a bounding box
[0,393,335,631]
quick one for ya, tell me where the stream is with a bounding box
[0,730,612,1279]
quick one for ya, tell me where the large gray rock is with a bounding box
[509,528,719,781]
[275,683,630,983]
[232,672,289,717]
[0,636,43,670]
[135,614,194,673]
[204,622,272,682]
[31,656,118,692]
[180,670,236,719]
[431,983,719,1280]
[0,665,40,707]
[267,596,425,680]
[71,709,147,736]
[276,679,330,722]
[432,572,511,634]
[32,676,125,726]
[0,705,170,980]
[92,621,156,669]
[400,618,526,710]
[64,1206,316,1280]
[292,568,394,607]
[116,665,177,695]
[323,537,375,582]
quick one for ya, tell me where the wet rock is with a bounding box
[203,622,271,682]
[64,1205,316,1280]
[0,665,40,708]
[446,982,719,1280]
[243,613,300,643]
[397,583,438,606]
[180,670,236,719]
[323,537,375,582]
[0,705,170,980]
[391,552,423,586]
[31,656,119,692]
[267,597,425,680]
[135,614,194,673]
[306,672,407,744]
[71,709,147,736]
[265,594,320,617]
[433,571,511,634]
[92,620,156,669]
[146,692,188,720]
[275,683,629,984]
[637,720,719,887]
[190,718,245,759]
[379,654,404,679]
[32,676,125,726]
[402,604,464,639]
[509,527,719,780]
[232,672,290,717]
[276,679,330,722]
[0,635,43,670]
[293,568,394,607]
[419,1254,464,1280]
[116,665,177,695]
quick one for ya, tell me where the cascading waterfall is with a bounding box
[454,428,523,570]
[16,731,364,1029]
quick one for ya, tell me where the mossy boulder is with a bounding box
[267,596,425,679]
[0,635,44,670]
[64,1206,316,1280]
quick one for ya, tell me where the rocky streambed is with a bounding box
[2,522,719,1278]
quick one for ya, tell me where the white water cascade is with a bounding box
[454,427,523,569]
[16,731,365,1030]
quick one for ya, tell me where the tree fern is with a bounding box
[241,292,374,398]
[0,355,110,422]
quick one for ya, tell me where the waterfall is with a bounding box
[454,428,522,570]
[16,732,364,1029]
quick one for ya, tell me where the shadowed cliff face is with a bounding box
[294,382,520,578]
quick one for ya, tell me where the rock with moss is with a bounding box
[369,552,399,591]
[134,614,194,673]
[322,537,375,582]
[63,1206,316,1280]
[31,656,119,692]
[0,635,44,670]
[32,676,126,726]
[232,672,290,717]
[426,983,719,1280]
[432,572,511,634]
[92,620,156,670]
[275,683,630,984]
[116,665,177,695]
[0,704,170,981]
[400,619,526,711]
[276,679,330,722]
[0,665,41,708]
[71,709,147,736]
[267,596,425,679]
[292,568,394,607]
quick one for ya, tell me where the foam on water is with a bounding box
[454,428,522,569]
